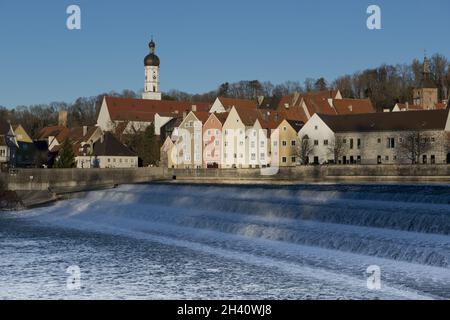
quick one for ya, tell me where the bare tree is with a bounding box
[327,137,346,164]
[297,135,314,165]
[397,131,433,164]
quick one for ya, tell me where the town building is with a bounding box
[0,119,18,169]
[13,124,35,167]
[202,112,228,168]
[76,132,138,169]
[299,110,450,165]
[96,97,210,137]
[172,111,210,168]
[270,119,303,167]
[221,106,266,168]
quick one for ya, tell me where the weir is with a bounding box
[5,183,450,299]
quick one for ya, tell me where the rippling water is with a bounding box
[1,183,450,299]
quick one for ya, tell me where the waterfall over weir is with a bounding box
[2,183,450,299]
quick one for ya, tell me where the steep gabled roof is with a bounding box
[286,119,304,132]
[93,132,136,157]
[319,109,450,133]
[104,97,210,122]
[234,106,262,126]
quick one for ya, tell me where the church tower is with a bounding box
[142,39,162,100]
[413,55,438,109]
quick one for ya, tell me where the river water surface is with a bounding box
[1,183,449,299]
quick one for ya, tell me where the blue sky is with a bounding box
[1,0,449,107]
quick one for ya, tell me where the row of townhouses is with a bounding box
[2,40,449,170]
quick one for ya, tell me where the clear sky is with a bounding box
[1,0,449,107]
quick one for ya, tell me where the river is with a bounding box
[1,183,449,299]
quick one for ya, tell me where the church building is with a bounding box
[96,39,210,137]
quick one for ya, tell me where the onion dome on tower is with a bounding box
[144,39,160,67]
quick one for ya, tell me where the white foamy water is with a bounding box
[1,183,449,299]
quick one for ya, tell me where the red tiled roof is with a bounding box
[332,99,375,114]
[192,111,211,123]
[36,126,69,143]
[105,97,210,122]
[218,97,257,109]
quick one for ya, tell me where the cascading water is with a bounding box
[1,183,449,299]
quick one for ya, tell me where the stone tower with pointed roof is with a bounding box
[413,55,438,109]
[142,38,162,100]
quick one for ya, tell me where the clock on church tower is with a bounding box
[142,38,162,100]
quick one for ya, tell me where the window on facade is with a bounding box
[291,156,296,163]
[251,153,256,160]
[431,155,436,164]
[323,140,329,146]
[385,156,389,161]
[357,139,361,149]
[282,141,287,146]
[387,138,395,149]
[314,126,318,130]
[282,157,287,163]
[290,140,295,146]
[251,141,255,148]
[260,153,265,160]
[314,140,319,146]
[283,126,287,131]
[350,139,354,149]
[377,138,381,144]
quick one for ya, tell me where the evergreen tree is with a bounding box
[54,139,75,168]
[141,123,160,166]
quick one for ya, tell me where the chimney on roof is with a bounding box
[284,103,289,109]
[292,92,300,106]
[183,111,187,119]
[191,105,197,112]
[257,96,264,106]
[406,102,409,111]
[83,126,88,136]
[58,111,68,127]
